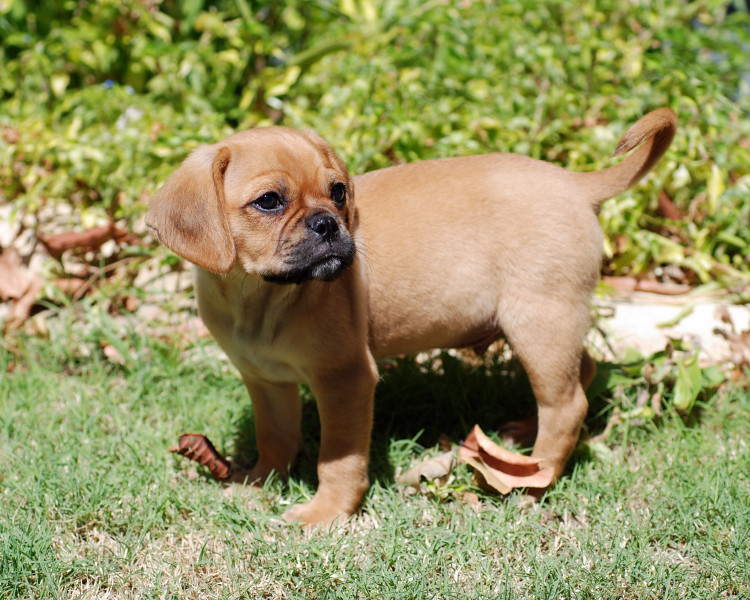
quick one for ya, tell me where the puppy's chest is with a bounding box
[227,332,299,381]
[207,311,303,382]
[196,283,303,383]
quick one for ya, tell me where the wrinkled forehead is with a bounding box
[222,128,345,189]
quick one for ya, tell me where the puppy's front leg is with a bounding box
[232,378,302,484]
[282,357,378,527]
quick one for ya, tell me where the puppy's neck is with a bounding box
[197,264,297,301]
[194,263,352,309]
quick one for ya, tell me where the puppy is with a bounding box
[146,108,677,526]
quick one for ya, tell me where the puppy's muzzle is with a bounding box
[263,212,355,285]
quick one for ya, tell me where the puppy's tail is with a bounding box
[575,107,677,207]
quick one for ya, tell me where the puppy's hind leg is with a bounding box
[499,348,596,447]
[499,298,591,483]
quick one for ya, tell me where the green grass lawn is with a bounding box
[1,309,748,599]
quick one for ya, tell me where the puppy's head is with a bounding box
[146,127,356,284]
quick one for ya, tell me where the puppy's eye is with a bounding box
[331,182,346,206]
[252,192,284,212]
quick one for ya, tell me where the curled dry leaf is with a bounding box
[52,277,89,297]
[396,451,456,487]
[461,491,483,512]
[37,223,132,260]
[458,425,554,494]
[5,277,43,331]
[602,275,691,296]
[169,433,233,481]
[0,248,29,300]
[713,305,750,371]
[0,248,44,331]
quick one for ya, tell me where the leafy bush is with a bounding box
[1,0,749,283]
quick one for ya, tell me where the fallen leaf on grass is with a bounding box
[460,491,483,512]
[602,276,692,296]
[0,248,43,331]
[396,451,455,487]
[169,433,233,481]
[0,248,30,300]
[38,223,132,260]
[52,277,89,297]
[458,425,554,494]
[713,306,750,374]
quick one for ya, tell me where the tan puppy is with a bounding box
[146,108,677,526]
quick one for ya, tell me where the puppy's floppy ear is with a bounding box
[146,145,235,274]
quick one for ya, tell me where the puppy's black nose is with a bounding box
[306,213,339,242]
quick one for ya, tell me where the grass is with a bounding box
[1,306,748,599]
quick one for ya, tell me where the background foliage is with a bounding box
[1,0,749,285]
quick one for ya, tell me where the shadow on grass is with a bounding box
[226,350,621,489]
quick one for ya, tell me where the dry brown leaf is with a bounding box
[169,433,233,480]
[713,307,750,369]
[0,248,30,300]
[1,251,43,332]
[602,275,692,296]
[396,451,455,487]
[656,190,683,220]
[458,425,554,494]
[651,388,664,417]
[52,277,89,297]
[460,491,483,512]
[38,223,132,260]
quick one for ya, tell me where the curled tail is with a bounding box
[575,107,678,206]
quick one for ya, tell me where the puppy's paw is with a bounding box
[226,461,289,486]
[281,498,353,529]
[498,414,539,448]
[225,468,265,486]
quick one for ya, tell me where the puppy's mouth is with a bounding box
[262,244,356,286]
